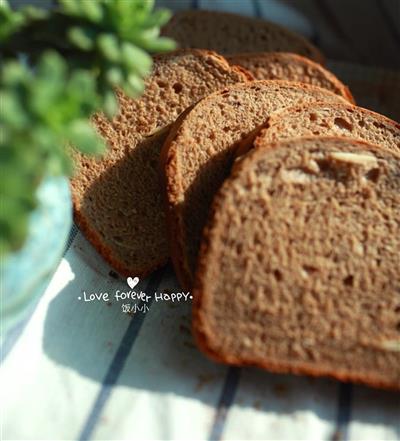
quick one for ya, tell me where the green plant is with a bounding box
[0,0,175,256]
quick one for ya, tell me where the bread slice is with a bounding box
[227,52,354,103]
[161,81,348,289]
[255,102,400,154]
[161,10,324,63]
[193,136,400,390]
[71,49,250,277]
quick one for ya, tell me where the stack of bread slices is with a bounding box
[71,10,400,390]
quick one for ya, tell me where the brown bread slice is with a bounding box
[161,81,348,289]
[227,52,354,103]
[161,10,324,64]
[71,49,250,277]
[193,137,400,390]
[255,102,400,153]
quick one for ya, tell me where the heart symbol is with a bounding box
[127,277,139,289]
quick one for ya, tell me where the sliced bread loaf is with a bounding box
[161,81,348,289]
[193,137,400,390]
[161,10,324,63]
[71,49,250,277]
[227,52,354,103]
[255,102,400,153]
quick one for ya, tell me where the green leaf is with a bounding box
[105,66,123,86]
[20,5,49,20]
[58,0,81,16]
[68,26,94,51]
[138,8,172,28]
[79,0,103,22]
[102,90,118,118]
[37,51,67,80]
[132,35,176,53]
[126,73,144,96]
[97,33,120,62]
[121,42,152,77]
[68,119,105,155]
[0,91,29,128]
[0,0,25,42]
[1,60,29,86]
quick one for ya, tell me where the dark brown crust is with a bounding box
[227,52,355,104]
[230,64,256,81]
[162,10,325,65]
[159,106,198,291]
[71,49,250,277]
[160,80,348,290]
[192,136,400,391]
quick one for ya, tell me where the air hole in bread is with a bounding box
[343,275,354,286]
[373,121,385,129]
[273,269,283,281]
[315,158,332,172]
[309,113,318,121]
[365,168,380,183]
[396,322,400,332]
[173,83,183,94]
[334,117,353,131]
[303,265,318,274]
[157,80,167,88]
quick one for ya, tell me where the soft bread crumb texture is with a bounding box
[71,50,249,276]
[227,52,354,103]
[162,10,324,63]
[256,103,400,154]
[162,81,348,289]
[193,137,400,390]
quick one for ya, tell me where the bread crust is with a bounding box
[159,106,198,290]
[227,52,355,103]
[193,136,400,391]
[160,80,349,289]
[71,49,250,277]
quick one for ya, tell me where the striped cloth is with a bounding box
[2,1,399,440]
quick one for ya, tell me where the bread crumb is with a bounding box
[242,337,252,347]
[281,169,314,184]
[330,152,378,168]
[352,242,364,256]
[381,340,400,352]
[304,159,320,174]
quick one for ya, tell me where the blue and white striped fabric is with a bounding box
[2,1,399,440]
